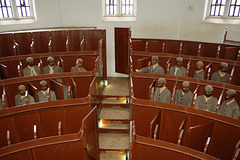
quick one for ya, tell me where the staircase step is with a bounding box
[101,103,129,108]
[99,133,129,150]
[100,151,126,160]
[99,107,130,120]
[99,121,130,133]
[101,121,130,130]
[102,98,127,104]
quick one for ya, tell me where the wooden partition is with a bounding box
[131,98,240,160]
[131,74,240,107]
[0,28,107,79]
[0,51,100,80]
[131,52,240,86]
[131,121,219,160]
[131,38,240,60]
[0,98,91,148]
[0,106,98,160]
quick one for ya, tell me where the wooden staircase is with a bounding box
[98,78,130,160]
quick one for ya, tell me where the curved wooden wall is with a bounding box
[0,28,107,79]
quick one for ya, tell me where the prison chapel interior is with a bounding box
[0,0,240,160]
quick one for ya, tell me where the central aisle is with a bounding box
[98,77,130,160]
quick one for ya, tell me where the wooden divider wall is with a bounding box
[131,98,240,160]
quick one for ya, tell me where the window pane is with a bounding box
[220,6,224,15]
[237,0,240,5]
[228,0,240,16]
[231,0,236,4]
[229,6,234,16]
[215,6,220,15]
[211,0,217,4]
[0,0,13,18]
[210,0,225,16]
[5,0,11,6]
[16,0,31,17]
[8,7,12,16]
[121,0,134,15]
[234,6,239,16]
[105,0,118,14]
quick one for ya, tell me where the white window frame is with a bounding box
[102,0,137,21]
[0,0,37,25]
[203,0,240,24]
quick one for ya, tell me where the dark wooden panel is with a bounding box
[68,30,81,51]
[165,40,181,54]
[13,111,43,142]
[182,41,200,56]
[14,32,32,55]
[1,60,19,78]
[208,121,240,160]
[32,31,50,53]
[72,77,93,98]
[0,34,15,57]
[115,27,130,74]
[159,110,186,144]
[0,150,33,160]
[201,43,220,58]
[66,105,91,133]
[132,105,160,137]
[51,31,67,52]
[0,117,18,147]
[146,40,165,53]
[131,40,146,51]
[38,108,67,137]
[32,141,83,160]
[132,77,154,99]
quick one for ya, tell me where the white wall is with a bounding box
[0,0,240,77]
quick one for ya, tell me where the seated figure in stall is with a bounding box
[195,85,218,112]
[153,78,171,103]
[0,98,3,110]
[23,57,39,76]
[219,89,240,119]
[193,61,204,80]
[175,81,193,107]
[43,56,62,74]
[15,85,35,106]
[38,80,57,102]
[135,56,165,74]
[169,57,186,77]
[55,78,70,100]
[211,62,230,83]
[70,58,87,72]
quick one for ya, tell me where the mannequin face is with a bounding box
[204,90,212,97]
[19,88,26,96]
[28,60,34,67]
[225,92,234,102]
[220,66,227,72]
[40,84,48,91]
[151,57,158,65]
[76,61,83,68]
[158,81,165,88]
[48,60,54,66]
[182,84,189,93]
[196,63,203,71]
[176,60,182,68]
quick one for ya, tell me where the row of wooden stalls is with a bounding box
[0,28,105,160]
[129,38,240,160]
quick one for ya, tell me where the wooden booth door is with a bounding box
[115,27,131,74]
